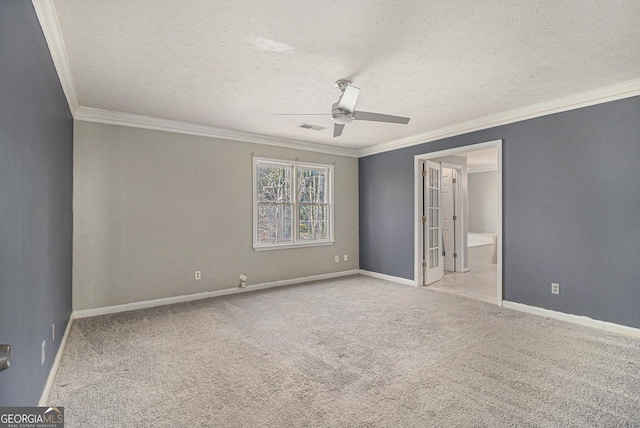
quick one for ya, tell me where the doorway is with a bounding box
[414,140,503,305]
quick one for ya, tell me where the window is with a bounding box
[253,157,333,250]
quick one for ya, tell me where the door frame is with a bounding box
[414,139,503,306]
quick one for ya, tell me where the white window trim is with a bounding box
[253,157,335,251]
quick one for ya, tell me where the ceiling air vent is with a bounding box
[298,123,326,131]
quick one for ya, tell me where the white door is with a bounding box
[442,167,456,272]
[424,160,443,285]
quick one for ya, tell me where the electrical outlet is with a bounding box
[52,324,55,341]
[41,340,46,365]
[195,271,201,280]
[551,283,560,295]
[344,255,348,261]
[335,255,340,263]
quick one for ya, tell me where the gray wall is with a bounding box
[0,2,73,405]
[468,171,498,233]
[73,121,359,310]
[360,96,640,329]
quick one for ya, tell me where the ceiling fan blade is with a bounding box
[337,84,360,112]
[333,123,345,137]
[353,111,410,124]
[274,113,329,116]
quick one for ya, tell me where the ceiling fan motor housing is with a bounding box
[332,103,353,124]
[335,79,352,92]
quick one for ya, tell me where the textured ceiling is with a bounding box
[53,0,640,150]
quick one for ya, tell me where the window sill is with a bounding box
[253,240,335,251]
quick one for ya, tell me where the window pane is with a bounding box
[429,207,438,227]
[257,165,291,203]
[258,223,272,244]
[299,221,310,240]
[299,204,310,221]
[312,220,327,239]
[430,188,438,206]
[298,204,328,240]
[431,249,439,268]
[282,222,292,241]
[299,204,328,221]
[297,168,327,203]
[258,204,286,224]
[258,203,293,244]
[430,168,439,188]
[317,205,328,222]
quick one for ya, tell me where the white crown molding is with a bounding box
[32,2,356,158]
[468,166,498,174]
[75,107,359,157]
[358,78,640,157]
[32,0,79,114]
[31,0,640,159]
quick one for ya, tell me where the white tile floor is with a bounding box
[427,263,498,304]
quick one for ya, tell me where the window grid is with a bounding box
[254,158,333,250]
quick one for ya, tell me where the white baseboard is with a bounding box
[502,301,640,339]
[39,312,74,406]
[358,269,415,287]
[73,270,361,319]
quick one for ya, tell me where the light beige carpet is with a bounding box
[49,275,640,427]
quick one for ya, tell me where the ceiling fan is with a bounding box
[276,80,411,137]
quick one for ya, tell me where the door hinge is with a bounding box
[452,215,457,221]
[422,216,426,223]
[452,178,456,183]
[442,251,446,256]
[422,261,427,268]
[421,170,426,177]
[453,253,458,258]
